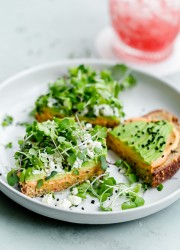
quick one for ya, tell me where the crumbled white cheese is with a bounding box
[83,133,92,141]
[113,107,119,117]
[47,98,57,108]
[71,187,78,195]
[38,152,64,175]
[57,199,72,209]
[68,195,82,206]
[85,123,92,129]
[42,194,55,206]
[79,107,88,116]
[93,104,119,117]
[73,158,83,168]
[120,168,126,174]
[32,169,44,175]
[87,149,94,159]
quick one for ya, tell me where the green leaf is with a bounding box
[114,159,123,167]
[100,155,108,170]
[45,171,57,181]
[7,170,19,186]
[18,140,24,146]
[29,148,37,156]
[133,183,142,193]
[101,192,111,202]
[5,142,13,149]
[72,169,79,175]
[45,147,54,154]
[76,193,87,199]
[121,201,137,210]
[157,183,164,191]
[134,196,145,207]
[67,153,76,167]
[24,168,33,180]
[36,179,44,189]
[94,147,102,154]
[57,136,66,143]
[100,205,112,212]
[128,174,138,184]
[19,169,26,182]
[77,182,89,193]
[2,115,13,127]
[77,152,84,160]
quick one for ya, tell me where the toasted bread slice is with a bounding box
[35,107,120,128]
[19,162,104,197]
[107,110,180,187]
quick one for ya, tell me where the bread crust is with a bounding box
[20,164,104,197]
[107,109,180,187]
[35,107,120,128]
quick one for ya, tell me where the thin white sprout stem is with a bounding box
[84,173,108,194]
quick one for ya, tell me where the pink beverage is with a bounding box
[110,0,180,62]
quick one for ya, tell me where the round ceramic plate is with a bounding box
[0,59,179,224]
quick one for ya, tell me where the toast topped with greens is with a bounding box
[35,64,136,127]
[107,110,180,187]
[7,118,107,197]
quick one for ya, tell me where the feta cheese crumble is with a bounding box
[57,199,72,209]
[68,195,82,206]
[42,194,55,206]
[93,104,119,117]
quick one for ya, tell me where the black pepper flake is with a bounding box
[0,173,2,176]
[147,147,149,150]
[56,198,59,201]
[155,147,159,150]
[142,145,144,148]
[132,142,134,145]
[169,142,173,145]
[91,200,95,204]
[118,132,121,136]
[115,190,118,193]
[81,207,84,210]
[142,131,145,134]
[162,155,164,158]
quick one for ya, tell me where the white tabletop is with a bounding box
[0,1,180,250]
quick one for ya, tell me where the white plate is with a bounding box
[0,59,180,224]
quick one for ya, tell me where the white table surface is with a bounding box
[0,1,180,249]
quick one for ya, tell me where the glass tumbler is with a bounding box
[109,0,180,62]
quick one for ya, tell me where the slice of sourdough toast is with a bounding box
[107,110,180,187]
[7,118,107,197]
[19,162,104,197]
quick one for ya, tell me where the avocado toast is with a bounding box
[107,110,180,187]
[35,65,136,128]
[7,118,107,197]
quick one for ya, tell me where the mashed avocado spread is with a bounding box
[110,120,173,164]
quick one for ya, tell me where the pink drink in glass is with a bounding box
[110,0,180,62]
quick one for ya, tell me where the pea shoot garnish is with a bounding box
[2,115,13,127]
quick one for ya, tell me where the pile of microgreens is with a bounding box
[72,159,146,211]
[7,117,107,186]
[35,64,136,118]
